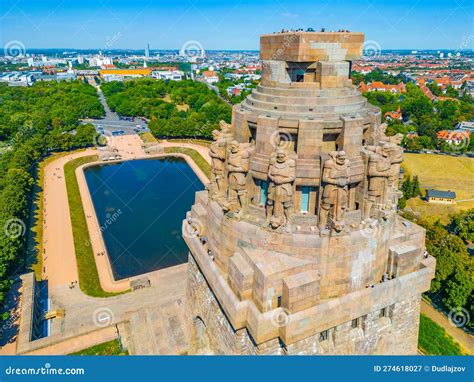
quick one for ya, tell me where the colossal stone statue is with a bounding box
[364,145,392,220]
[267,148,296,229]
[224,141,250,215]
[385,142,404,199]
[319,151,351,232]
[209,129,227,199]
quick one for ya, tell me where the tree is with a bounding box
[445,266,473,311]
[449,209,474,243]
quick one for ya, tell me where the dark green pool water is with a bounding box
[84,157,203,280]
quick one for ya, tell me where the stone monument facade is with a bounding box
[183,31,435,355]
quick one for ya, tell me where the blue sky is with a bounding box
[0,0,472,50]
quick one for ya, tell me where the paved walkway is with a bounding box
[25,264,188,355]
[42,149,97,287]
[421,300,473,354]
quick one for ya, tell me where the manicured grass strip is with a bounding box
[69,339,128,355]
[418,314,464,355]
[64,155,121,297]
[164,147,211,179]
[167,138,211,148]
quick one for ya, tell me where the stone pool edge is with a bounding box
[75,152,209,293]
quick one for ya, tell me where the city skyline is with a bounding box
[1,0,472,50]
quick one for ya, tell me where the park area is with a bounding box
[403,153,474,223]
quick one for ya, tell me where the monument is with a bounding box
[183,30,435,355]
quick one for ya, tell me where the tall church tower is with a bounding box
[183,31,435,355]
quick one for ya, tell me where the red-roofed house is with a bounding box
[437,130,471,145]
[384,106,402,121]
[358,81,406,94]
[201,70,219,84]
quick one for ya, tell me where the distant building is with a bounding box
[384,106,402,121]
[436,129,471,145]
[406,131,418,140]
[417,82,435,101]
[0,72,34,86]
[201,70,219,84]
[226,86,242,97]
[152,70,184,81]
[426,189,456,204]
[457,121,474,132]
[358,81,406,94]
[88,56,113,68]
[99,68,151,82]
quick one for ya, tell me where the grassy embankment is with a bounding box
[64,155,125,297]
[139,131,158,143]
[69,339,128,355]
[163,147,211,179]
[166,138,211,148]
[418,314,465,355]
[403,153,474,223]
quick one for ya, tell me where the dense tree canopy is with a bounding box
[101,79,231,139]
[0,81,103,318]
[402,211,474,330]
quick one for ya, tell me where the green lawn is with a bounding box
[139,131,158,143]
[64,155,124,297]
[166,138,211,148]
[69,339,128,355]
[164,147,211,179]
[418,314,464,355]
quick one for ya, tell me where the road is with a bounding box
[204,81,233,107]
[82,86,149,136]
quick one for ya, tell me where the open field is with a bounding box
[403,153,474,222]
